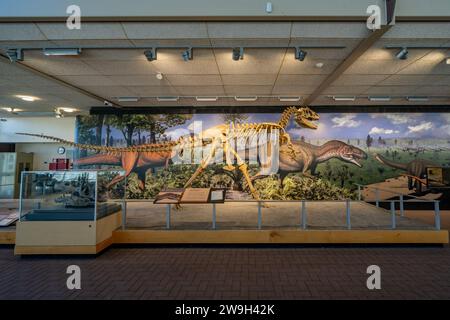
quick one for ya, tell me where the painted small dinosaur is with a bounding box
[375,154,437,192]
[251,140,367,184]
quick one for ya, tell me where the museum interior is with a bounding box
[0,0,450,254]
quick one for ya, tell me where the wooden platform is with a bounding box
[113,229,449,244]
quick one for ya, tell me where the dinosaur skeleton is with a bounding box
[17,106,319,201]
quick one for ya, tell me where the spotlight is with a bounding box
[295,48,307,61]
[395,47,408,60]
[54,108,64,118]
[232,47,244,61]
[43,48,81,56]
[6,48,23,62]
[144,48,157,61]
[182,48,193,61]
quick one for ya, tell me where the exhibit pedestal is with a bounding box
[14,210,122,255]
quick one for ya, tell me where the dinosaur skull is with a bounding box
[295,107,319,129]
[340,145,368,167]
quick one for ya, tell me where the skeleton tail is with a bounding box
[15,132,178,153]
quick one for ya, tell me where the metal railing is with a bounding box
[354,183,441,230]
[116,196,441,231]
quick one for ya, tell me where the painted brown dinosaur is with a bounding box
[375,153,437,192]
[251,140,367,184]
[16,106,319,200]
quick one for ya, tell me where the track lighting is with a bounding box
[395,47,408,60]
[43,48,81,56]
[332,96,356,101]
[182,48,193,61]
[407,96,429,102]
[234,96,257,102]
[368,96,391,102]
[295,48,307,61]
[232,47,244,61]
[144,48,157,61]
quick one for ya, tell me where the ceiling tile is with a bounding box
[36,23,127,40]
[165,75,222,86]
[122,22,208,39]
[207,22,291,39]
[222,74,276,86]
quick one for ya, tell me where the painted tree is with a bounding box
[366,134,373,151]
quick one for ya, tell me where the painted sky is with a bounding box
[96,112,450,143]
[164,113,450,140]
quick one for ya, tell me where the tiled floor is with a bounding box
[1,245,449,300]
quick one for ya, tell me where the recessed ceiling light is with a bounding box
[117,97,140,103]
[234,96,258,102]
[156,72,163,80]
[332,96,356,101]
[16,95,38,102]
[315,62,324,68]
[407,96,429,102]
[279,96,301,102]
[43,48,81,56]
[195,96,218,102]
[395,47,408,60]
[157,96,179,102]
[368,96,391,102]
[446,58,450,65]
[232,47,244,61]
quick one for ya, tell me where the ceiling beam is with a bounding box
[0,54,121,109]
[303,25,393,106]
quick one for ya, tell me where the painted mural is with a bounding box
[72,111,450,201]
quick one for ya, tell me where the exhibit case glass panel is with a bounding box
[0,153,16,199]
[19,170,126,222]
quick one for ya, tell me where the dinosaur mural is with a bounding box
[375,154,437,192]
[16,106,319,200]
[251,140,367,184]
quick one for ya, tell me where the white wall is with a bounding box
[15,143,73,170]
[0,117,75,143]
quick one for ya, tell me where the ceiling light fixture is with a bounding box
[144,48,157,61]
[156,72,163,80]
[157,96,179,102]
[234,96,258,102]
[195,96,218,102]
[279,96,301,102]
[232,47,244,61]
[59,107,77,113]
[182,48,193,61]
[117,97,140,103]
[5,48,23,62]
[446,58,450,65]
[315,62,324,68]
[295,48,307,61]
[43,48,81,56]
[368,96,391,102]
[395,47,408,60]
[407,96,429,102]
[16,95,38,102]
[332,96,356,101]
[54,108,64,118]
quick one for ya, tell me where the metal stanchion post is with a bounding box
[390,201,396,229]
[435,201,441,231]
[301,200,306,230]
[346,200,351,230]
[166,204,171,229]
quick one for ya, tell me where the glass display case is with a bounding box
[19,170,126,221]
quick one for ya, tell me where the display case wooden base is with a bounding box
[14,211,122,255]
